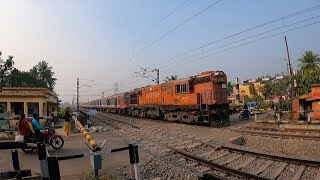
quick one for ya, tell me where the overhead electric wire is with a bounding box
[160,14,320,70]
[129,0,223,63]
[157,4,320,69]
[162,17,320,72]
[133,0,191,45]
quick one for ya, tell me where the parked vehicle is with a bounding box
[246,102,261,115]
[21,125,64,153]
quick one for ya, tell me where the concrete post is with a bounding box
[37,142,49,179]
[39,102,43,117]
[7,102,11,115]
[24,102,28,117]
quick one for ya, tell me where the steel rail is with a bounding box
[167,145,271,180]
[96,113,140,129]
[245,126,320,133]
[91,116,121,130]
[233,129,320,141]
[202,142,320,167]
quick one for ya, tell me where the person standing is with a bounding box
[64,111,71,136]
[31,113,44,142]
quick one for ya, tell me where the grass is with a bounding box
[81,170,110,180]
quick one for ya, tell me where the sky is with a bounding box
[0,0,319,103]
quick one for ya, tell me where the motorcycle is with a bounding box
[239,109,250,120]
[21,126,64,153]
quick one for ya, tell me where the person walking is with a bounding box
[64,111,72,137]
[31,113,44,142]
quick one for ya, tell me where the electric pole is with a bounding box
[72,94,74,107]
[77,78,79,113]
[114,82,119,95]
[284,36,296,99]
[156,69,159,84]
[235,77,240,104]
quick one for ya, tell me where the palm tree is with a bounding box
[164,75,178,82]
[298,50,320,70]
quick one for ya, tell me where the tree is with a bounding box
[164,75,178,82]
[296,66,320,95]
[30,61,57,91]
[297,50,320,70]
[3,60,57,91]
[0,51,14,87]
[227,82,234,96]
[249,83,258,97]
[259,81,272,99]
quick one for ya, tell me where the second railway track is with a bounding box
[89,112,320,179]
[233,126,320,140]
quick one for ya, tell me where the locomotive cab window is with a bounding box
[175,83,187,94]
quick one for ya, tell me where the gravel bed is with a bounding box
[260,161,281,178]
[241,158,266,174]
[276,163,299,180]
[91,112,320,179]
[186,144,216,154]
[225,155,251,168]
[300,166,318,180]
[213,153,239,164]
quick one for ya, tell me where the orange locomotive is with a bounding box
[81,71,230,127]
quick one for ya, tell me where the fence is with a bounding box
[254,109,320,122]
[0,141,140,180]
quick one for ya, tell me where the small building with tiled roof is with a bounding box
[0,87,58,118]
[292,84,320,120]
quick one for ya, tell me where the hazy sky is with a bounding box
[0,0,319,103]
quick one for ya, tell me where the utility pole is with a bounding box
[114,82,119,95]
[284,36,296,99]
[102,92,104,98]
[72,94,74,107]
[77,78,79,113]
[155,69,159,84]
[235,77,240,104]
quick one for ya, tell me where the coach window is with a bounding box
[175,84,187,94]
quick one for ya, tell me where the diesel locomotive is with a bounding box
[80,71,230,127]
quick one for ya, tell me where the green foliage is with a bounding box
[243,94,264,105]
[249,83,258,96]
[296,66,320,95]
[271,75,291,97]
[2,60,56,91]
[164,75,178,82]
[297,50,320,70]
[227,81,234,95]
[259,81,272,99]
[0,51,14,87]
[77,113,88,125]
[58,106,71,119]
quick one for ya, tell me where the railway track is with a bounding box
[233,126,320,140]
[120,125,320,179]
[90,113,320,179]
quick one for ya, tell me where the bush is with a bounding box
[77,113,88,125]
[58,106,72,119]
